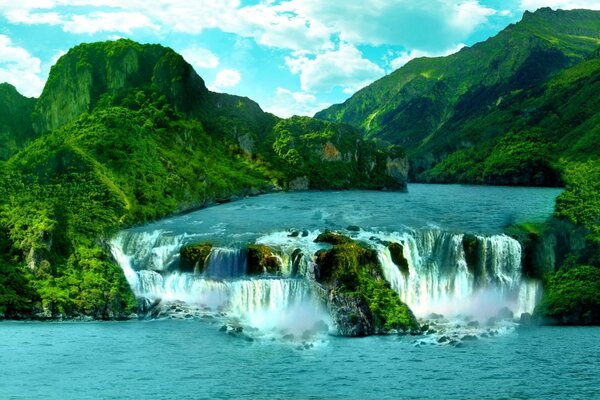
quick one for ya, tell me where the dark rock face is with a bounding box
[246,244,281,275]
[179,243,213,273]
[462,234,479,274]
[387,242,409,275]
[327,289,375,337]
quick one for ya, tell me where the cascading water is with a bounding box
[111,223,543,341]
[367,230,541,319]
[109,232,330,338]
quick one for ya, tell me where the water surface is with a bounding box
[1,321,597,400]
[124,184,562,246]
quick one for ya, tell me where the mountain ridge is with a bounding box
[315,7,600,184]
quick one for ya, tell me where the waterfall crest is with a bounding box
[110,227,542,331]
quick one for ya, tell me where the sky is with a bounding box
[1,1,600,118]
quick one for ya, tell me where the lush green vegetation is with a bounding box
[315,235,418,332]
[0,84,36,160]
[266,116,405,190]
[315,8,600,324]
[535,266,600,324]
[317,8,600,186]
[0,39,405,319]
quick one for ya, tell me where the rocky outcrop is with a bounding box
[327,289,375,336]
[33,39,209,133]
[385,156,409,185]
[387,242,409,275]
[246,244,281,274]
[313,232,418,336]
[288,176,309,191]
[179,242,213,273]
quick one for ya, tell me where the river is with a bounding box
[1,320,598,399]
[6,184,594,400]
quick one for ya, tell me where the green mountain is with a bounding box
[0,39,406,319]
[316,8,600,184]
[317,8,600,324]
[0,83,36,160]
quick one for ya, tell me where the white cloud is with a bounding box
[209,69,241,92]
[449,2,497,35]
[0,34,45,97]
[286,43,384,93]
[180,46,220,70]
[389,43,466,70]
[263,87,331,118]
[0,0,497,52]
[282,0,496,51]
[50,49,66,65]
[520,0,600,10]
[62,11,159,34]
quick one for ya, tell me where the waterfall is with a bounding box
[205,248,248,279]
[111,227,542,331]
[110,230,330,335]
[372,230,538,319]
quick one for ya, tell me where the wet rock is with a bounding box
[137,298,161,315]
[428,313,444,320]
[461,335,478,341]
[467,320,480,328]
[519,312,532,325]
[246,244,281,274]
[346,225,361,232]
[301,230,309,237]
[437,336,450,343]
[426,329,437,335]
[387,242,409,275]
[314,231,353,245]
[327,289,375,337]
[486,317,497,327]
[179,242,213,273]
[462,234,479,274]
[219,325,228,332]
[497,307,514,320]
[288,230,300,237]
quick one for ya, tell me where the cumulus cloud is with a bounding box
[520,0,600,10]
[0,34,45,97]
[180,46,220,70]
[282,0,496,51]
[286,43,384,93]
[209,69,241,92]
[263,87,331,118]
[0,0,497,52]
[61,11,159,34]
[389,43,466,70]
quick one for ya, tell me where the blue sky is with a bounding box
[1,0,599,117]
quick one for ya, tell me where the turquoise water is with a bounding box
[1,320,598,400]
[124,184,563,246]
[3,185,578,399]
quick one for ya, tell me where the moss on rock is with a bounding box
[246,244,281,275]
[314,230,353,246]
[314,234,418,335]
[179,243,213,273]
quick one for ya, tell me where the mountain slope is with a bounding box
[316,8,600,181]
[0,39,407,319]
[0,83,36,160]
[423,50,600,185]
